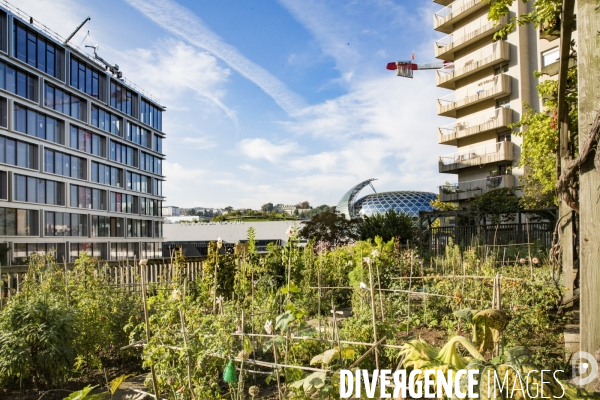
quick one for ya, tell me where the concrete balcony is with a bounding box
[433,0,453,6]
[438,141,517,173]
[439,174,516,201]
[436,41,510,89]
[438,107,512,145]
[434,15,507,60]
[434,0,487,34]
[437,73,511,117]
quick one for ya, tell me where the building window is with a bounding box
[14,174,65,205]
[70,56,105,99]
[109,140,138,167]
[0,96,6,128]
[110,192,139,213]
[91,215,124,237]
[110,242,139,260]
[141,197,162,216]
[70,125,106,157]
[497,131,512,142]
[153,179,163,196]
[140,99,162,131]
[153,135,163,153]
[13,243,66,264]
[44,149,87,179]
[70,184,106,210]
[0,60,37,101]
[14,103,64,144]
[498,164,512,175]
[44,83,86,121]
[0,11,7,53]
[109,80,135,116]
[91,161,123,188]
[0,134,37,169]
[45,211,88,237]
[542,47,559,67]
[496,97,510,109]
[154,221,163,238]
[69,242,107,262]
[127,218,153,238]
[14,23,64,79]
[126,171,152,193]
[0,207,39,236]
[0,170,6,200]
[141,242,163,259]
[127,123,151,148]
[140,152,162,175]
[91,105,121,137]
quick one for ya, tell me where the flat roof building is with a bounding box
[0,3,165,264]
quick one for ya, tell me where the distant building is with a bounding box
[162,206,181,216]
[163,221,304,256]
[275,204,297,215]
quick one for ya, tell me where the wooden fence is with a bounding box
[0,258,206,304]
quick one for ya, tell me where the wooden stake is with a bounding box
[367,260,379,369]
[140,262,160,398]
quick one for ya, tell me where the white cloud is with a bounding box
[182,136,217,150]
[238,138,299,163]
[124,0,307,115]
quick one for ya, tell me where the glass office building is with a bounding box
[337,179,436,220]
[0,6,165,264]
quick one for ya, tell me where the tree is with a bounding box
[298,201,310,210]
[469,187,520,224]
[261,202,274,212]
[224,206,233,213]
[357,210,416,243]
[298,210,359,247]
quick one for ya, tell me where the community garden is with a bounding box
[0,224,597,399]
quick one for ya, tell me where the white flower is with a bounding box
[264,320,273,334]
[217,237,223,249]
[363,257,371,264]
[172,289,182,301]
[139,259,148,266]
[359,282,368,290]
[286,226,295,237]
[532,257,539,265]
[519,258,526,264]
[216,296,224,305]
[371,249,380,258]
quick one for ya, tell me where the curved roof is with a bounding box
[354,191,437,219]
[336,178,377,219]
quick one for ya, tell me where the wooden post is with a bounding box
[140,261,159,397]
[367,260,379,369]
[577,0,600,374]
[557,0,577,306]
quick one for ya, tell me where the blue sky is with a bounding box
[20,0,453,208]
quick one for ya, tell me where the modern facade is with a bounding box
[432,0,561,205]
[162,205,180,217]
[0,4,165,264]
[337,179,437,220]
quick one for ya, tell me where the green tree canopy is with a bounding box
[298,210,359,246]
[357,209,416,244]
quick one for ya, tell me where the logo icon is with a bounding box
[572,351,598,386]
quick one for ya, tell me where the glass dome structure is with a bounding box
[337,179,436,220]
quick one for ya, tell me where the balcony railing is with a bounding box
[438,107,512,145]
[437,73,511,117]
[434,0,487,33]
[436,41,510,89]
[439,174,516,201]
[438,141,517,173]
[435,15,508,60]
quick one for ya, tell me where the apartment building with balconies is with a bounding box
[0,4,166,264]
[432,0,562,204]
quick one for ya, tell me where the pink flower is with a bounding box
[532,257,539,264]
[519,258,526,264]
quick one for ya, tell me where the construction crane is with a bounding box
[386,53,452,78]
[85,45,123,79]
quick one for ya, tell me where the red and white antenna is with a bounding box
[386,54,452,78]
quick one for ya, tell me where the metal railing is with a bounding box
[436,41,509,86]
[438,141,516,172]
[437,74,510,115]
[435,16,508,58]
[438,107,512,143]
[439,174,516,201]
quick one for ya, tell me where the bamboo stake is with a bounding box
[375,258,385,322]
[367,260,379,369]
[331,301,344,368]
[140,261,160,398]
[347,337,387,369]
[231,332,404,349]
